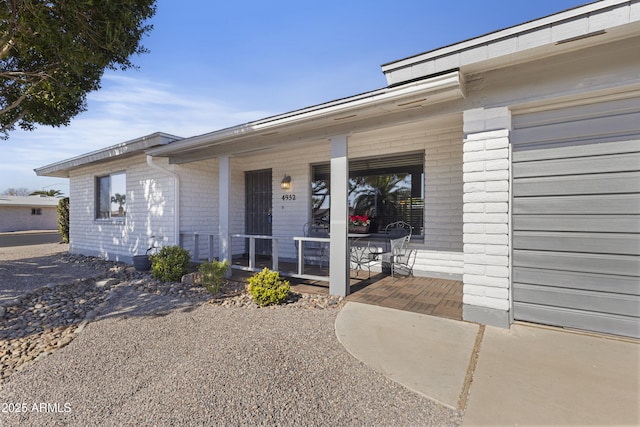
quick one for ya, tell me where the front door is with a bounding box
[245,169,272,255]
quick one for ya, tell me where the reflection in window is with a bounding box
[96,172,126,219]
[311,152,424,235]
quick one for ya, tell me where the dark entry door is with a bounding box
[245,169,272,255]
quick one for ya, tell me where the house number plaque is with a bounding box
[282,194,296,201]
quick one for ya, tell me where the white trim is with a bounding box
[146,72,464,158]
[382,0,635,74]
[35,132,182,178]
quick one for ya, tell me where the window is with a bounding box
[311,152,424,235]
[96,172,126,220]
[31,208,42,215]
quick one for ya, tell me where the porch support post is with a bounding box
[219,155,232,277]
[329,134,350,297]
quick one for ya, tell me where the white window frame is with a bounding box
[95,171,127,222]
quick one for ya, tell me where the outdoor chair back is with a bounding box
[383,235,415,277]
[300,220,330,268]
[384,221,413,239]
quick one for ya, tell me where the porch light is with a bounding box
[280,175,292,190]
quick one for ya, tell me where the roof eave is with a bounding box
[34,132,183,178]
[147,71,465,159]
[381,0,637,85]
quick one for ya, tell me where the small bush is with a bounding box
[198,259,230,294]
[150,245,191,282]
[57,197,70,243]
[248,268,290,306]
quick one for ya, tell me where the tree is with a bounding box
[351,174,410,217]
[0,0,156,138]
[110,192,125,215]
[2,187,30,195]
[57,196,69,243]
[30,189,63,197]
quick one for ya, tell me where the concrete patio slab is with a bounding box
[463,323,640,426]
[335,301,479,409]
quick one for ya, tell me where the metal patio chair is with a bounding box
[382,235,416,277]
[349,238,381,278]
[384,221,413,239]
[300,220,330,268]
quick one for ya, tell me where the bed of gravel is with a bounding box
[0,251,343,385]
[0,243,462,426]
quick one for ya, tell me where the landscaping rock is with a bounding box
[0,251,344,386]
[95,278,119,288]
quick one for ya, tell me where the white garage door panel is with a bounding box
[513,302,640,339]
[513,250,640,277]
[513,194,640,215]
[513,283,640,317]
[513,139,640,162]
[513,172,640,197]
[513,152,640,178]
[512,98,640,338]
[513,231,639,256]
[513,266,640,295]
[512,214,640,233]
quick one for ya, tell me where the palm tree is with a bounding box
[30,189,63,197]
[110,193,126,216]
[351,174,411,230]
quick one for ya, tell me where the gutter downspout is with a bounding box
[146,155,180,246]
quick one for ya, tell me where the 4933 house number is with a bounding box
[282,194,296,201]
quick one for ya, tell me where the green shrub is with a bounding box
[248,268,290,306]
[198,259,230,294]
[150,245,191,282]
[57,197,70,243]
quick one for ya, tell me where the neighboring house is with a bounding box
[36,1,639,338]
[0,196,59,232]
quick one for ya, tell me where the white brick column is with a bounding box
[462,107,511,328]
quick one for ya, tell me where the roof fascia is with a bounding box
[381,0,635,77]
[147,71,464,158]
[34,132,183,178]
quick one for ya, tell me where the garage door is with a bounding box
[512,98,640,338]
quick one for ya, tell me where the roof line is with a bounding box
[380,0,614,72]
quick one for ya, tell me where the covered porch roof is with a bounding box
[146,71,465,163]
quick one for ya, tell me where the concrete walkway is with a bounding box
[335,301,640,426]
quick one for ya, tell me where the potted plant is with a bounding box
[349,214,370,233]
[132,245,154,271]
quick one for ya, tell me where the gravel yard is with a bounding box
[0,243,462,426]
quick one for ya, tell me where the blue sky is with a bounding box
[2,0,589,195]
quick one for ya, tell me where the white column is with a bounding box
[462,107,511,328]
[219,156,231,276]
[329,134,350,296]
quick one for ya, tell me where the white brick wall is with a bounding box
[176,159,218,259]
[68,154,176,262]
[349,122,463,252]
[413,250,464,278]
[229,142,329,260]
[66,119,464,278]
[462,117,511,316]
[197,122,464,277]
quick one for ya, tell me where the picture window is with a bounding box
[96,172,126,220]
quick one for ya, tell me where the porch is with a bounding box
[230,263,463,321]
